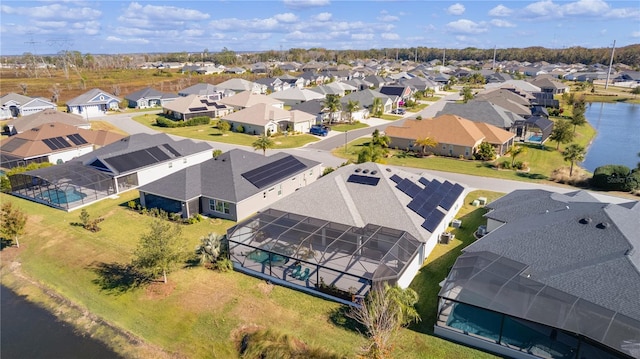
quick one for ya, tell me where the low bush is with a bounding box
[156,116,211,128]
[592,164,635,191]
[499,160,512,169]
[550,167,590,186]
[235,124,245,133]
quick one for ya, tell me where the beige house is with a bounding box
[386,114,515,159]
[218,91,284,110]
[162,94,232,120]
[222,103,314,135]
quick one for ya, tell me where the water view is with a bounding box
[1,285,121,359]
[582,102,640,172]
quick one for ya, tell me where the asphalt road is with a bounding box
[92,96,634,205]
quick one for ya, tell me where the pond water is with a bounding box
[1,285,121,359]
[582,102,640,172]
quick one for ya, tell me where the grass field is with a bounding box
[330,122,369,132]
[0,190,498,359]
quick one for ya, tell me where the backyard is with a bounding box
[0,190,498,359]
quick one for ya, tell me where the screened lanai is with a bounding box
[9,162,117,210]
[226,208,422,300]
[437,251,640,358]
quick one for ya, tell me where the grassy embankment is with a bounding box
[0,190,499,359]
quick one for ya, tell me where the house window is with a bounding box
[209,199,230,214]
[168,162,173,168]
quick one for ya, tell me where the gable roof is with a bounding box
[290,99,326,115]
[216,78,260,92]
[268,88,325,103]
[340,89,391,109]
[219,91,283,109]
[386,115,487,147]
[178,83,224,97]
[138,149,320,203]
[5,109,88,134]
[66,88,121,106]
[436,101,525,129]
[222,103,290,126]
[0,93,33,106]
[126,87,178,101]
[162,94,228,114]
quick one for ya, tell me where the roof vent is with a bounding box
[354,168,361,173]
[362,169,369,174]
[579,217,592,224]
[596,222,610,229]
[371,170,377,175]
[385,168,391,172]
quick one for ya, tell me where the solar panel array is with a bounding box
[67,134,88,145]
[394,176,465,233]
[43,136,72,151]
[104,145,175,173]
[241,155,306,189]
[188,106,208,112]
[347,174,380,186]
[162,144,181,157]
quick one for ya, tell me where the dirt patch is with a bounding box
[143,280,177,300]
[257,281,274,296]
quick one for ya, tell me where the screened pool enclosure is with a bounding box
[226,208,422,300]
[436,251,640,358]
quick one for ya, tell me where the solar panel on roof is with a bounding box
[440,181,454,193]
[42,138,59,150]
[242,155,307,189]
[56,136,72,148]
[347,174,380,186]
[162,144,181,157]
[439,192,458,211]
[67,134,88,145]
[390,174,402,183]
[417,205,434,219]
[104,148,160,173]
[407,199,423,212]
[188,107,208,112]
[405,182,422,198]
[396,179,413,193]
[421,210,445,232]
[451,183,464,197]
[418,177,430,186]
[146,146,170,161]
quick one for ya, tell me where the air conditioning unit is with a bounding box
[440,232,454,244]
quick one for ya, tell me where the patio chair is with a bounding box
[290,264,302,278]
[297,268,311,281]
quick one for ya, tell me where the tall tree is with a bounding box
[357,143,386,164]
[345,100,360,124]
[414,137,438,155]
[252,134,275,156]
[348,284,420,359]
[371,129,390,148]
[323,94,342,124]
[133,219,186,284]
[0,202,27,248]
[563,144,586,177]
[460,86,473,103]
[571,97,587,134]
[507,145,528,167]
[549,119,575,150]
[371,97,383,117]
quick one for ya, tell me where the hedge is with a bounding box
[591,164,638,191]
[156,116,211,128]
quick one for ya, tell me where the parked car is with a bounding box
[392,108,406,115]
[309,125,329,136]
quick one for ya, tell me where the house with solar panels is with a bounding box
[8,133,212,211]
[137,149,321,221]
[436,189,640,359]
[225,163,467,304]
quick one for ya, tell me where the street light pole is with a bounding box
[344,130,348,153]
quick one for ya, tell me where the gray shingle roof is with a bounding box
[138,149,320,203]
[66,88,121,106]
[436,101,525,129]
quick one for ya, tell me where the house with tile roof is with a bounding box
[8,133,212,211]
[221,103,314,135]
[4,108,89,135]
[386,114,515,158]
[1,122,124,169]
[138,149,321,221]
[66,88,121,119]
[436,189,640,359]
[125,87,179,109]
[162,94,231,120]
[0,92,57,119]
[226,162,467,303]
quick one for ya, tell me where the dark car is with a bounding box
[392,108,406,115]
[309,125,329,136]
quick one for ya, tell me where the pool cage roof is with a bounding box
[439,251,640,358]
[227,208,422,283]
[14,162,114,187]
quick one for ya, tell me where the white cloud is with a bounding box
[1,3,100,20]
[352,33,374,40]
[381,33,400,40]
[274,13,298,23]
[523,0,561,17]
[313,12,332,21]
[446,19,488,34]
[283,0,330,9]
[122,2,209,21]
[106,36,149,44]
[447,3,465,15]
[378,15,399,22]
[488,4,512,17]
[632,31,640,38]
[562,0,609,15]
[605,7,640,19]
[490,19,515,28]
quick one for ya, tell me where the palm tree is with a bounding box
[371,129,390,148]
[460,86,473,103]
[414,137,438,155]
[323,94,342,124]
[563,144,586,177]
[345,100,360,124]
[195,233,224,266]
[507,145,528,167]
[252,134,274,156]
[371,97,383,117]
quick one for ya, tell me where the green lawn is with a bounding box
[380,114,402,121]
[1,191,496,359]
[330,122,369,132]
[131,113,319,148]
[406,103,429,112]
[334,120,596,182]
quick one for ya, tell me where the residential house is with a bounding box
[221,103,314,135]
[66,88,121,119]
[436,189,640,359]
[162,94,231,120]
[227,163,467,303]
[310,82,358,97]
[513,115,554,144]
[138,149,321,221]
[178,83,232,99]
[278,74,305,89]
[279,62,301,72]
[4,109,89,136]
[0,93,57,119]
[216,78,265,94]
[474,90,532,118]
[343,78,374,91]
[254,77,289,93]
[219,91,284,110]
[125,87,179,109]
[8,133,213,211]
[268,88,325,107]
[181,64,224,75]
[301,61,325,73]
[386,114,515,158]
[290,99,331,124]
[1,122,124,169]
[249,62,269,74]
[379,85,413,107]
[436,101,524,132]
[363,75,387,89]
[613,71,640,84]
[224,67,246,74]
[485,80,541,94]
[299,72,326,86]
[398,77,441,92]
[340,89,393,117]
[529,75,569,94]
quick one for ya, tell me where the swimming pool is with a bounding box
[38,189,86,205]
[528,135,543,142]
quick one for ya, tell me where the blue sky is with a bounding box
[1,0,638,56]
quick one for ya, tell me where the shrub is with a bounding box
[156,116,211,128]
[322,167,335,176]
[217,120,230,133]
[212,149,223,158]
[127,200,137,210]
[214,258,233,272]
[235,124,244,133]
[500,160,512,169]
[592,165,633,191]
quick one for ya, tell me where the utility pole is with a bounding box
[492,45,497,70]
[604,40,616,90]
[442,48,446,66]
